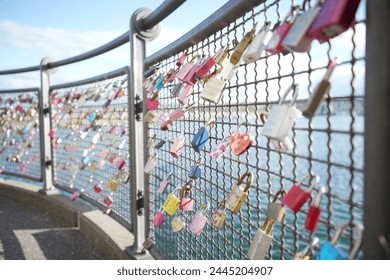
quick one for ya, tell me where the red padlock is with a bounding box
[307,0,362,43]
[304,187,326,233]
[281,175,319,213]
[153,208,165,227]
[265,6,300,55]
[195,47,225,79]
[176,51,188,67]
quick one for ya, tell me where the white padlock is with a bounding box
[260,112,293,152]
[261,84,301,141]
[247,219,274,260]
[200,77,226,104]
[282,3,322,53]
[219,59,238,81]
[243,21,272,63]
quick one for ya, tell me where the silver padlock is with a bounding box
[261,84,301,141]
[243,21,272,63]
[200,77,226,104]
[247,218,275,260]
[260,112,293,152]
[265,190,286,222]
[283,2,322,53]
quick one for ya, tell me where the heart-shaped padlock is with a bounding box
[230,130,254,156]
[172,217,186,233]
[209,136,230,160]
[146,94,160,110]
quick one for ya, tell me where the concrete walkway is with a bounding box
[0,195,104,260]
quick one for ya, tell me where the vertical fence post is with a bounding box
[128,9,160,253]
[38,57,55,192]
[364,1,390,259]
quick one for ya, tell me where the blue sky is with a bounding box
[0,0,227,88]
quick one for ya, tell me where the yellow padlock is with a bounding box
[226,171,253,213]
[162,188,181,216]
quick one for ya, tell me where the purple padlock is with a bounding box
[189,203,209,235]
[158,172,172,194]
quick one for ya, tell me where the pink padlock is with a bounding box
[307,0,362,43]
[0,166,4,174]
[179,180,195,211]
[170,135,185,158]
[177,83,194,105]
[20,164,27,172]
[169,103,195,123]
[158,172,172,194]
[93,183,103,194]
[99,149,110,160]
[209,137,230,161]
[176,55,200,81]
[117,159,126,170]
[189,203,209,235]
[70,191,81,201]
[103,195,113,207]
[48,130,56,138]
[153,208,165,227]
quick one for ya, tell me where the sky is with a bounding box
[0,0,227,88]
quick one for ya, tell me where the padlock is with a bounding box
[283,2,322,52]
[243,21,272,63]
[302,58,337,118]
[200,77,226,104]
[168,103,195,123]
[171,82,184,97]
[247,218,275,260]
[316,222,363,260]
[229,122,254,156]
[170,135,185,158]
[260,111,293,152]
[218,58,239,82]
[176,51,188,67]
[107,177,119,192]
[179,180,195,211]
[158,171,172,194]
[103,194,114,208]
[155,137,168,149]
[144,110,155,124]
[145,92,160,111]
[265,6,300,55]
[294,237,319,260]
[172,216,186,233]
[209,136,230,161]
[144,154,157,174]
[70,191,81,201]
[225,172,253,213]
[188,158,202,179]
[211,201,227,229]
[307,0,362,44]
[177,83,194,105]
[160,118,173,131]
[281,175,319,213]
[93,183,103,194]
[304,186,326,233]
[162,188,181,216]
[176,55,201,81]
[153,207,165,227]
[154,73,166,91]
[189,203,209,235]
[117,159,126,170]
[261,84,301,141]
[230,22,258,65]
[191,118,216,153]
[166,68,178,83]
[153,110,170,127]
[195,47,225,79]
[266,190,286,222]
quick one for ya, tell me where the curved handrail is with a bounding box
[0,0,186,75]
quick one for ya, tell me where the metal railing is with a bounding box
[0,0,388,259]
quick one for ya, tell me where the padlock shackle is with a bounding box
[298,237,319,259]
[281,5,300,25]
[198,202,210,216]
[237,171,254,192]
[312,186,325,207]
[261,218,275,235]
[195,158,203,165]
[278,83,299,106]
[205,118,216,130]
[259,111,268,124]
[272,190,286,203]
[258,21,271,34]
[297,174,320,193]
[331,222,364,259]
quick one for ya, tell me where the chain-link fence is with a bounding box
[0,88,42,182]
[145,0,365,260]
[49,67,133,225]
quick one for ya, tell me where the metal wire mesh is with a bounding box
[0,88,42,182]
[145,0,365,260]
[49,67,132,224]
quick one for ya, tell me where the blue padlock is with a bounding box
[191,118,216,152]
[316,222,363,260]
[188,159,202,179]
